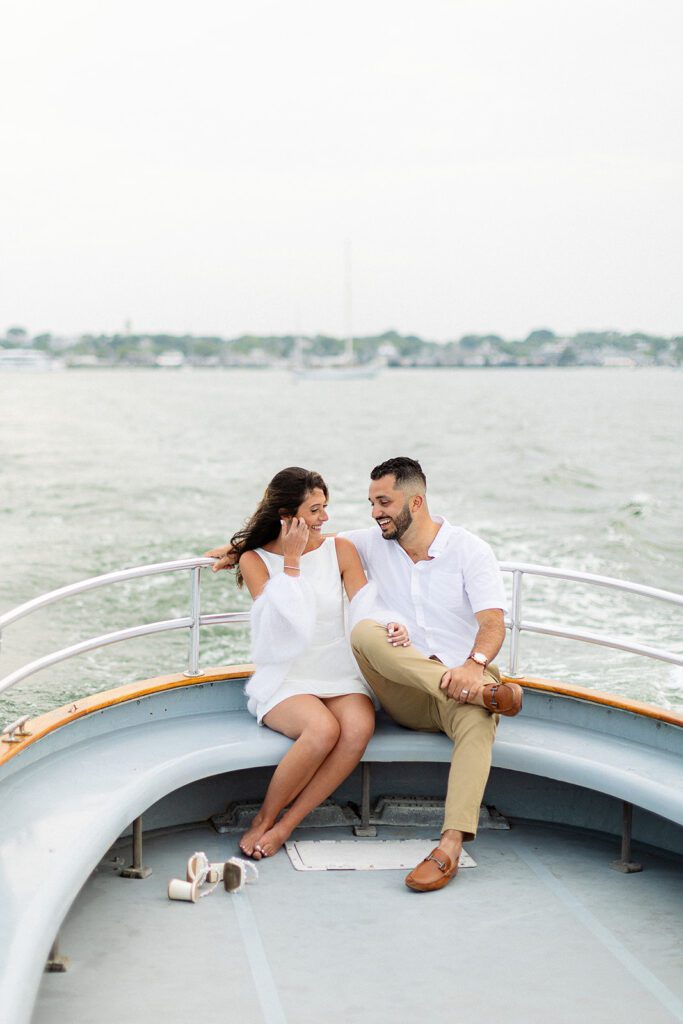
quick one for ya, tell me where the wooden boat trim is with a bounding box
[502,674,683,727]
[0,665,253,767]
[2,666,681,769]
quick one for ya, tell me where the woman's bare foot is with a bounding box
[239,816,272,859]
[254,821,290,858]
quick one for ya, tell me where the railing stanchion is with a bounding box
[119,816,152,879]
[185,567,201,677]
[45,934,69,972]
[509,570,523,677]
[610,801,643,873]
[353,762,377,837]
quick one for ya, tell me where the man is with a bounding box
[342,457,521,892]
[208,456,521,893]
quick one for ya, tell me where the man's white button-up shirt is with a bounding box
[341,516,506,668]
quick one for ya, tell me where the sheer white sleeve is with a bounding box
[347,581,400,631]
[244,573,317,716]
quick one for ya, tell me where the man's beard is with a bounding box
[380,502,413,541]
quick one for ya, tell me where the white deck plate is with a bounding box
[285,838,476,871]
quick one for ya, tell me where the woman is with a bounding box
[230,467,408,859]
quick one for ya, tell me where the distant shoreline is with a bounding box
[1,362,679,374]
[2,326,681,370]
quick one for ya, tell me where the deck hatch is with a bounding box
[285,838,476,871]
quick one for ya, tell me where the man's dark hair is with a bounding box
[370,457,427,492]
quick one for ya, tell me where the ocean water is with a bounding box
[1,366,681,720]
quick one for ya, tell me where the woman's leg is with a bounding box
[256,693,375,857]
[239,695,341,857]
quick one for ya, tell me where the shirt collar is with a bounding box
[427,516,453,557]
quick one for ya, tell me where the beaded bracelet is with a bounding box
[284,565,301,572]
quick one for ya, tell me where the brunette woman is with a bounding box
[230,467,408,859]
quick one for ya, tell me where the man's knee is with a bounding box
[350,618,386,656]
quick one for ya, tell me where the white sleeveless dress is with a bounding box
[253,538,374,723]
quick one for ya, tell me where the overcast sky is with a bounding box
[1,0,681,341]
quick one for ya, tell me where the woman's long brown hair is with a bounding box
[231,466,328,587]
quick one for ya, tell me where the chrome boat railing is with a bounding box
[0,558,249,699]
[499,562,683,676]
[0,559,681,722]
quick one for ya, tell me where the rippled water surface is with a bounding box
[1,367,681,719]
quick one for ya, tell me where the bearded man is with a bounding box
[342,457,521,892]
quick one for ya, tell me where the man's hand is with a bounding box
[204,544,238,572]
[440,660,486,703]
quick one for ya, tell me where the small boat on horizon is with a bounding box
[0,348,62,371]
[290,335,381,380]
[290,244,381,380]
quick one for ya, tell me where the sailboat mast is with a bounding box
[344,239,353,363]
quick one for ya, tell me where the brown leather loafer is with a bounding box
[405,847,459,892]
[482,681,523,717]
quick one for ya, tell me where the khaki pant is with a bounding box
[351,619,499,840]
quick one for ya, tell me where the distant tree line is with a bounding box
[2,325,681,367]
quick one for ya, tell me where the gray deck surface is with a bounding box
[34,822,683,1024]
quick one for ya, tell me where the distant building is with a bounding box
[156,351,185,368]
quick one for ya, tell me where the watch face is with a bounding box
[472,652,487,665]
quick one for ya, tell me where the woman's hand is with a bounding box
[281,517,309,561]
[204,543,238,572]
[386,622,410,647]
